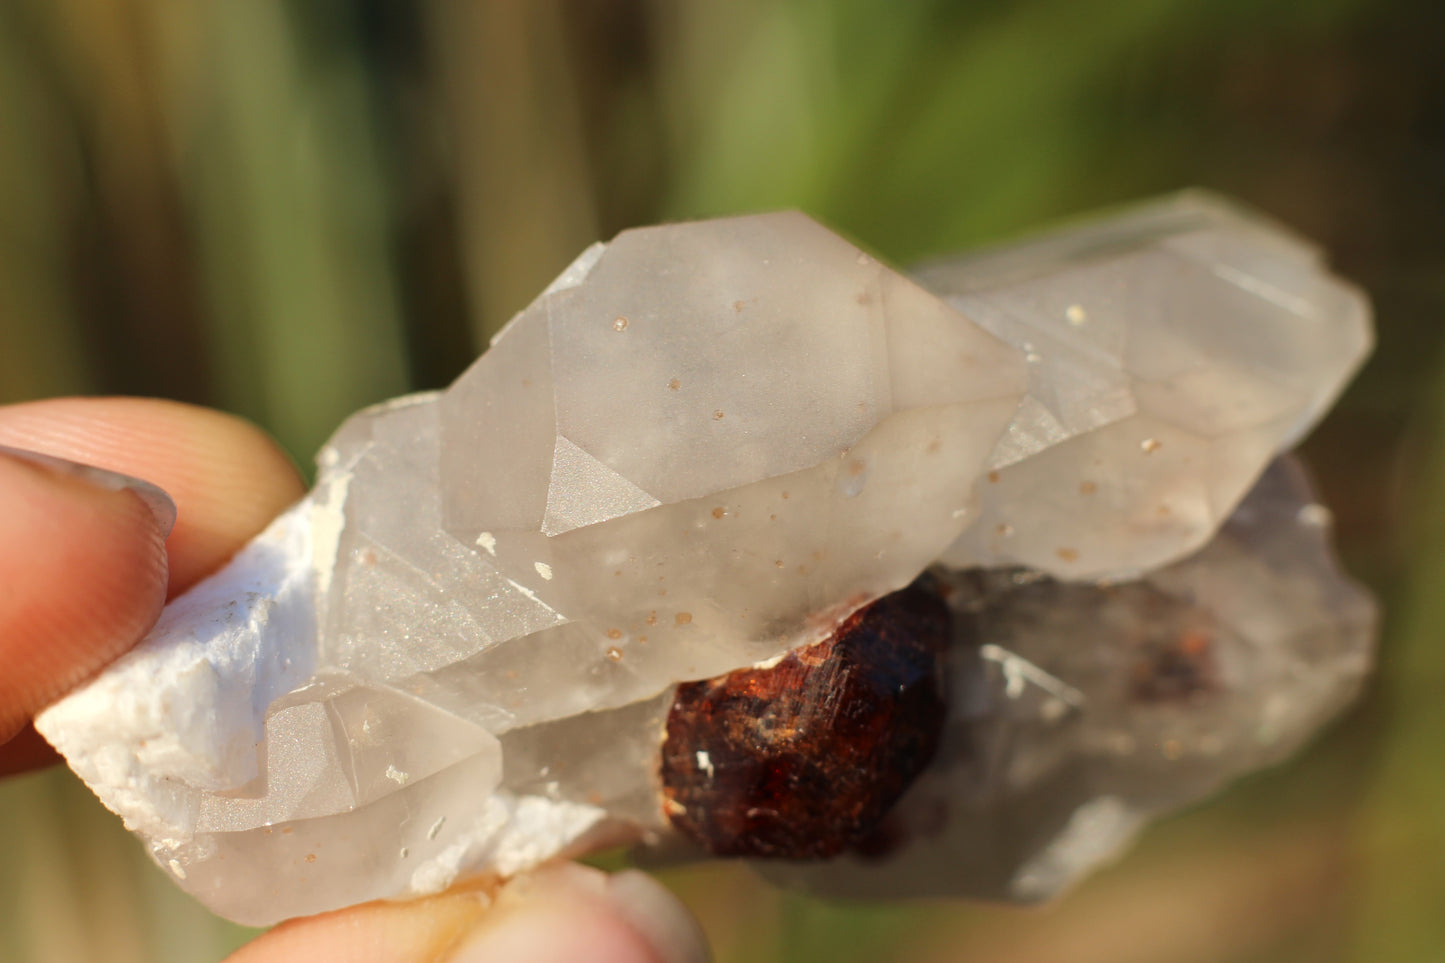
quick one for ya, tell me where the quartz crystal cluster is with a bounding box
[35,192,1375,926]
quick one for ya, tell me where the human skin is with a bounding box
[0,397,707,963]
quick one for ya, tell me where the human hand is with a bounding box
[0,397,708,963]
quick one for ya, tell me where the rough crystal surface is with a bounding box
[33,194,1374,926]
[765,457,1376,900]
[659,580,950,859]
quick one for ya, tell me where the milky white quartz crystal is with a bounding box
[35,194,1373,926]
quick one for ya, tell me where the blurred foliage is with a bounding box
[1,0,1442,960]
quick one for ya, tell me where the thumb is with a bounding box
[0,446,174,742]
[227,863,710,963]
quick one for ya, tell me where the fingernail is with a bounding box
[0,445,177,537]
[447,866,709,963]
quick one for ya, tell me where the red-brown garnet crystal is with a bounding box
[659,578,951,859]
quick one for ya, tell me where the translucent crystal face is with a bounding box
[436,211,1028,698]
[34,194,1375,927]
[916,193,1372,578]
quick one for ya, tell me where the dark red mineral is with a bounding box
[658,578,950,859]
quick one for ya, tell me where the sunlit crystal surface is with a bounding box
[38,211,1028,925]
[916,191,1372,578]
[34,195,1374,927]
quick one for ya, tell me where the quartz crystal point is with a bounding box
[915,191,1371,578]
[34,194,1374,927]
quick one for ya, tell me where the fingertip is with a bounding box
[0,397,306,595]
[605,870,713,963]
[224,887,495,963]
[443,898,665,963]
[0,451,170,734]
[227,866,708,963]
[444,864,706,963]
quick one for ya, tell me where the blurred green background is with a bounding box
[0,0,1441,960]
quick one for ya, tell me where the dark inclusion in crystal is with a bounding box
[1130,628,1219,703]
[659,578,951,859]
